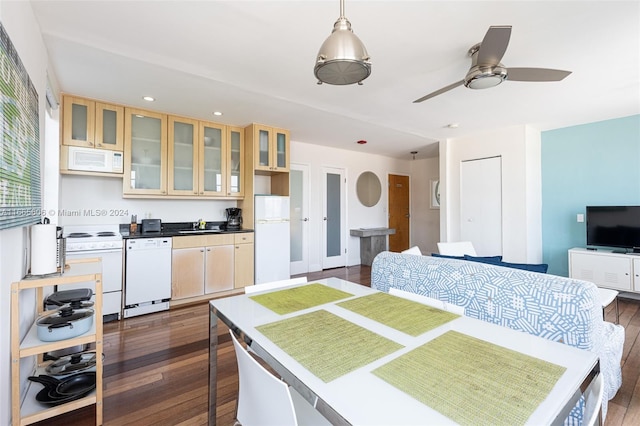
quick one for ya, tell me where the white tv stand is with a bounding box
[569,247,640,293]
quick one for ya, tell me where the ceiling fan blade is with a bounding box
[507,67,572,82]
[413,80,464,103]
[476,26,512,66]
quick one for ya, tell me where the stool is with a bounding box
[598,287,619,324]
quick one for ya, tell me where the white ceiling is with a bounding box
[30,1,640,160]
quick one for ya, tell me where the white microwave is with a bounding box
[67,146,123,173]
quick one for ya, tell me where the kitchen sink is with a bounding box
[178,229,222,234]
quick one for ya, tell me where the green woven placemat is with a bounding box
[372,331,567,426]
[256,309,403,382]
[249,283,353,315]
[337,292,459,336]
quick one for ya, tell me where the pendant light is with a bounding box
[314,0,371,85]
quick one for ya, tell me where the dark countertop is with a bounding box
[120,221,253,239]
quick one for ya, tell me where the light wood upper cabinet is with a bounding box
[226,126,244,197]
[247,124,290,173]
[198,121,227,197]
[62,95,123,151]
[168,116,199,196]
[123,108,168,196]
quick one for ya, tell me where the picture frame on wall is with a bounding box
[430,179,440,209]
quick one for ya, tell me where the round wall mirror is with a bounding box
[356,171,382,207]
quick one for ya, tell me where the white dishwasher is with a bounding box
[124,237,172,318]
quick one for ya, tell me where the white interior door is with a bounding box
[290,164,310,275]
[322,167,346,269]
[460,157,502,256]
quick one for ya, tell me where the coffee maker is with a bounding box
[225,208,242,230]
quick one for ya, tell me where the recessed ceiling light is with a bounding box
[446,123,459,129]
[213,111,223,116]
[142,96,155,102]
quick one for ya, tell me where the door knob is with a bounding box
[303,218,309,222]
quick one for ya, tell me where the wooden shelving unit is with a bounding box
[11,258,103,425]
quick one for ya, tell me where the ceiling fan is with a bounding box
[413,25,571,103]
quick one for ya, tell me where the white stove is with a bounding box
[62,224,124,321]
[64,224,124,252]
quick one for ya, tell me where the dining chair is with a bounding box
[437,241,477,256]
[244,277,308,294]
[230,330,330,426]
[583,373,604,426]
[389,287,465,315]
[598,287,620,324]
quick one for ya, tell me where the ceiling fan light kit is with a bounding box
[413,25,572,103]
[315,0,371,85]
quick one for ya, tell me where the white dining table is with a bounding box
[208,277,599,425]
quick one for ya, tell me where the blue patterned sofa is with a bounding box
[371,251,625,424]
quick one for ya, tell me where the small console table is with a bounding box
[350,227,396,266]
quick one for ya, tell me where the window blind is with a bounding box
[0,22,42,230]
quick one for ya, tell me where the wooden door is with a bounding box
[388,174,410,252]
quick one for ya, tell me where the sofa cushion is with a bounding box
[402,246,422,256]
[460,255,504,265]
[462,255,548,273]
[430,253,464,260]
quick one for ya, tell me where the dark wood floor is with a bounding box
[33,264,640,425]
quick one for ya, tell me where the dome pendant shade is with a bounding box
[315,10,371,85]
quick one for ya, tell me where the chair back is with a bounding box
[245,277,308,294]
[437,241,477,256]
[230,330,299,426]
[583,373,604,426]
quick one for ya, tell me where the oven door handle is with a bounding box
[66,249,123,256]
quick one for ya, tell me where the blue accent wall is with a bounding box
[541,115,640,276]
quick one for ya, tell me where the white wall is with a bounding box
[0,1,52,423]
[440,125,542,263]
[291,141,411,270]
[410,157,440,255]
[58,175,239,226]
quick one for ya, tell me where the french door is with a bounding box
[322,167,347,269]
[290,163,310,275]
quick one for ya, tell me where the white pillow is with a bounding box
[401,246,422,256]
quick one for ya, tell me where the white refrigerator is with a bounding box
[254,195,291,284]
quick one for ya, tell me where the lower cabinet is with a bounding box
[234,233,254,289]
[171,234,235,300]
[568,247,640,292]
[171,232,254,300]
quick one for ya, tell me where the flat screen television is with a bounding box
[586,206,640,250]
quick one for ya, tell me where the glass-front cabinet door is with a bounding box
[62,96,124,151]
[62,96,95,147]
[256,126,271,171]
[199,122,225,196]
[273,127,290,171]
[169,116,199,195]
[227,126,244,197]
[95,102,124,151]
[123,108,167,196]
[252,124,289,172]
